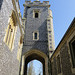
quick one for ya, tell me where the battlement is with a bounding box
[23,1,50,7]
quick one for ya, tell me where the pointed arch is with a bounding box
[20,49,49,75]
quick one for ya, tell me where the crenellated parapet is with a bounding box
[23,1,50,7]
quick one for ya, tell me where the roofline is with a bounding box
[51,17,75,59]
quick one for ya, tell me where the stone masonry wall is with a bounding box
[60,43,72,75]
[0,0,21,75]
[51,42,75,75]
[22,3,49,55]
[51,58,57,75]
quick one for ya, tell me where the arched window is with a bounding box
[33,9,40,18]
[34,32,37,39]
[33,31,39,40]
[4,10,17,50]
[35,12,38,18]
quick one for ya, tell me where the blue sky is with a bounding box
[19,0,75,74]
[19,0,75,48]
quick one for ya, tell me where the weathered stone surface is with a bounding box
[51,18,75,75]
[0,0,22,75]
[22,5,49,55]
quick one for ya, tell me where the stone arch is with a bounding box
[20,49,49,75]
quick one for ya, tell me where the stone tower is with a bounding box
[20,0,55,75]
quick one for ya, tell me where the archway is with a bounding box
[20,50,49,75]
[27,60,43,75]
[24,53,45,75]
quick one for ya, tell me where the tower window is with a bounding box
[33,9,40,18]
[33,31,39,40]
[34,33,37,39]
[35,13,38,18]
[69,37,75,68]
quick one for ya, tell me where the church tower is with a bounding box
[20,0,55,75]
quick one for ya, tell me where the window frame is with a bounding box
[35,12,39,18]
[3,10,17,51]
[69,36,75,68]
[67,32,75,73]
[33,9,40,18]
[33,31,39,41]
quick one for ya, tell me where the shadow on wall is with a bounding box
[0,0,3,10]
[22,20,48,55]
[31,20,48,55]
